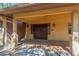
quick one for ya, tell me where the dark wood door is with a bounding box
[7,17,13,35]
[32,24,48,40]
[17,20,26,41]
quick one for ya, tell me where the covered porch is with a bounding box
[0,4,79,56]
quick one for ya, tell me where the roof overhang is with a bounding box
[0,3,78,15]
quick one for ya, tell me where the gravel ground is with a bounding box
[13,48,71,56]
[0,43,71,56]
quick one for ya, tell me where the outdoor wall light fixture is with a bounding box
[27,24,29,28]
[52,23,55,27]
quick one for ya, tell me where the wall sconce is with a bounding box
[27,24,29,28]
[52,23,55,27]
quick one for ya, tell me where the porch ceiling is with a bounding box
[14,4,79,20]
[16,13,71,24]
[15,15,52,23]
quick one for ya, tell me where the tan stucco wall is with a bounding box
[29,13,72,41]
[14,13,72,41]
[49,13,72,41]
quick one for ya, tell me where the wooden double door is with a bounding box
[32,24,49,40]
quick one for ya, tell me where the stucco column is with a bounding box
[72,11,79,56]
[0,16,7,46]
[13,20,17,33]
[24,25,27,39]
[3,17,7,45]
[11,19,18,50]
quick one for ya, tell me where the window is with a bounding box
[68,24,72,34]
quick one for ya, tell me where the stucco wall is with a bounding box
[49,13,72,41]
[14,13,72,41]
[27,13,71,41]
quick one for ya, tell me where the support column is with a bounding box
[24,25,27,39]
[3,17,7,45]
[13,20,17,33]
[11,19,18,50]
[0,16,7,46]
[72,10,79,56]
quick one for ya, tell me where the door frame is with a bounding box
[31,24,50,40]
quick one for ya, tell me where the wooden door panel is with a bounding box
[32,24,48,40]
[17,21,26,41]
